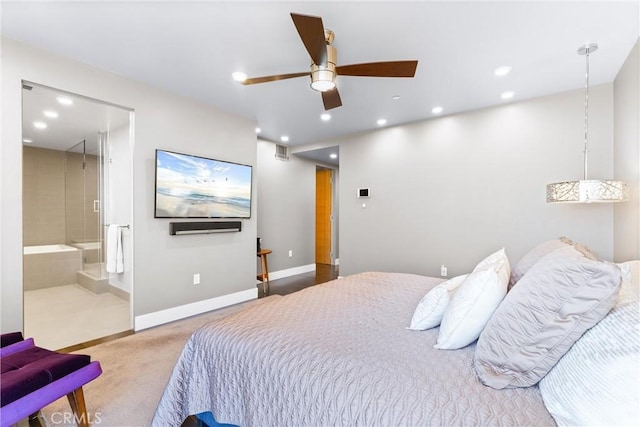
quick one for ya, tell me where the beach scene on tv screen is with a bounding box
[155,150,251,218]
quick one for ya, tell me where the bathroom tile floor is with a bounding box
[24,284,131,351]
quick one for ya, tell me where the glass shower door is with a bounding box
[64,136,105,280]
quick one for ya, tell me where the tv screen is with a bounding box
[154,149,252,218]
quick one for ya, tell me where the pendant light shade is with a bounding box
[546,43,630,204]
[546,179,629,203]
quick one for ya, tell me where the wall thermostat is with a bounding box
[357,188,370,198]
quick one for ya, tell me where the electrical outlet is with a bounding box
[288,250,293,258]
[193,273,200,285]
[440,265,448,277]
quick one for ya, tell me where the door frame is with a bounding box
[21,81,135,344]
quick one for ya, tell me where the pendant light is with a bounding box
[546,43,629,203]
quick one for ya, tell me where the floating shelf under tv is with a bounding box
[169,221,242,235]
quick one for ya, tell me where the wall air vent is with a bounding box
[275,144,289,161]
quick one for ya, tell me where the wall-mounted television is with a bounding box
[154,149,252,219]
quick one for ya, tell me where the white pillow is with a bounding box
[435,258,509,350]
[617,260,635,287]
[475,247,511,275]
[539,261,639,426]
[408,274,468,330]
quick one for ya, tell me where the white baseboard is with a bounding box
[268,263,316,281]
[134,287,257,331]
[334,258,340,265]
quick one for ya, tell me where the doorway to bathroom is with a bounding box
[22,82,133,350]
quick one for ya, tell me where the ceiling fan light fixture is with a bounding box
[310,44,337,92]
[310,62,336,91]
[310,74,336,92]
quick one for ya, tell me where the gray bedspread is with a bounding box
[153,272,555,426]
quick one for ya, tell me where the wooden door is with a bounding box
[316,168,332,265]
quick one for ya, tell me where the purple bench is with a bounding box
[0,333,102,427]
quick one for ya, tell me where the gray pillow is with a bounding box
[474,245,622,389]
[509,237,573,288]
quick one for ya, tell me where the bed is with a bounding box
[152,272,554,426]
[153,240,639,427]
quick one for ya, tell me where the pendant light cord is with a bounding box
[583,48,590,180]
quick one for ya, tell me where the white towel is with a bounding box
[106,224,124,273]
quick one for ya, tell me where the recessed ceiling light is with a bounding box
[43,110,58,118]
[33,121,47,129]
[431,106,444,114]
[280,135,289,142]
[501,91,515,100]
[232,71,248,83]
[377,118,387,126]
[22,138,33,143]
[494,66,512,77]
[255,127,262,134]
[392,95,400,100]
[320,113,331,121]
[56,96,73,106]
[329,153,338,159]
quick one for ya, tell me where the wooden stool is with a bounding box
[257,249,272,296]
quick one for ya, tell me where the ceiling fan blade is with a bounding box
[240,72,309,85]
[291,13,327,65]
[322,88,342,110]
[336,60,418,77]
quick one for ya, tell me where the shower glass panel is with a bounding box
[64,137,105,279]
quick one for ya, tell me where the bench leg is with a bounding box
[29,410,45,427]
[66,387,89,427]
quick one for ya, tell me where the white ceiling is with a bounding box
[22,83,131,153]
[3,1,639,155]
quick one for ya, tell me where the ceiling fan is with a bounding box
[234,13,419,110]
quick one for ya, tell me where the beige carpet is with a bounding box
[35,298,267,427]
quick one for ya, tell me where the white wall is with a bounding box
[613,39,640,262]
[256,139,316,274]
[106,123,133,293]
[337,85,615,277]
[1,38,258,333]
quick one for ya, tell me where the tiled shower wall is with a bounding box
[23,146,99,247]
